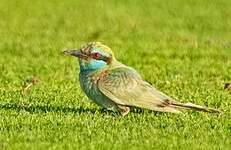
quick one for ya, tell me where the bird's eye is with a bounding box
[92,52,101,59]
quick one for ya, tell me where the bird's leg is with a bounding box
[117,105,130,116]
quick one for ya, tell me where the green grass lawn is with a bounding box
[0,0,231,149]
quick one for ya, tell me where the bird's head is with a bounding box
[63,42,115,72]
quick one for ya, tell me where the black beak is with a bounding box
[63,49,87,59]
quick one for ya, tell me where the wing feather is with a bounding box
[98,67,180,112]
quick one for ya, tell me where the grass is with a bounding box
[0,0,231,149]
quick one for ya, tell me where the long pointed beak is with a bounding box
[63,49,87,59]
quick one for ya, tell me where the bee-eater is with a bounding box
[64,42,220,116]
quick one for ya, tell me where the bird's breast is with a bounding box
[79,70,110,107]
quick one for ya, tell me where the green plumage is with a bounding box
[64,42,220,116]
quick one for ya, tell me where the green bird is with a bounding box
[64,42,220,116]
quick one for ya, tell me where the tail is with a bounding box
[169,101,221,113]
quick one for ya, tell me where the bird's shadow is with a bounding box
[0,102,156,116]
[0,102,101,114]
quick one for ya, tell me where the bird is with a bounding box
[63,42,220,116]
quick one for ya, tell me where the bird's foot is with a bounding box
[119,106,130,116]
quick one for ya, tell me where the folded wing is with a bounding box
[98,67,181,113]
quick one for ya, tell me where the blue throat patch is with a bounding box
[79,59,107,72]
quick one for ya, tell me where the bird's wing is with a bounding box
[98,67,181,113]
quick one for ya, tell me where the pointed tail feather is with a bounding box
[169,101,221,113]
